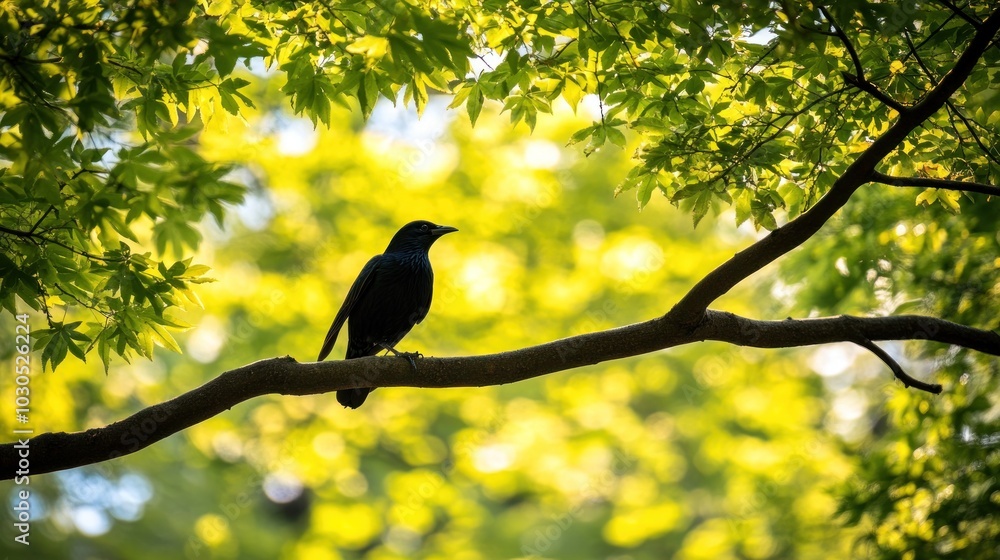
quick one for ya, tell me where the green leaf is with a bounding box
[685,76,705,95]
[606,126,627,148]
[467,84,484,126]
[148,321,183,354]
[347,36,390,60]
[358,72,380,119]
[692,189,713,227]
[637,174,658,209]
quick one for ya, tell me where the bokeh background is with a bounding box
[2,66,997,559]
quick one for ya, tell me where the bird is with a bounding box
[317,220,458,408]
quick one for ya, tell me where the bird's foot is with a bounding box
[378,344,422,372]
[399,351,421,372]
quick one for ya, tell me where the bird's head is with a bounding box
[384,220,458,253]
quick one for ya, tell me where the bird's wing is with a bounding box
[317,255,382,361]
[413,269,433,325]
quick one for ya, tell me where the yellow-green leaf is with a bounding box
[347,36,389,60]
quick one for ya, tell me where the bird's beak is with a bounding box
[431,225,458,237]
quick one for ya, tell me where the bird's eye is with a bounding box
[420,224,430,232]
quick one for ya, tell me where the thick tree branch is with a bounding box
[871,171,1000,197]
[3,310,998,480]
[671,7,1000,324]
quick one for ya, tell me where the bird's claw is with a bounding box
[378,343,421,372]
[399,351,421,372]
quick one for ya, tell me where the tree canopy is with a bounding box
[1,0,999,558]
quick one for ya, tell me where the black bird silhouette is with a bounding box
[318,220,458,408]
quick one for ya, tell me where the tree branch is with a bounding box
[670,7,1000,324]
[3,310,998,479]
[853,338,941,394]
[839,70,908,113]
[936,0,982,28]
[0,224,118,262]
[871,171,1000,197]
[0,54,63,65]
[818,6,907,112]
[902,28,1000,170]
[818,6,865,80]
[708,87,848,185]
[946,100,1000,169]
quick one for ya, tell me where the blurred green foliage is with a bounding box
[1,0,998,559]
[781,185,1000,558]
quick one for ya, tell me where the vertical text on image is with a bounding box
[12,312,33,545]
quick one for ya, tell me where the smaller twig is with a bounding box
[708,87,847,185]
[840,71,908,112]
[316,0,361,35]
[902,28,935,90]
[105,58,144,77]
[4,59,67,114]
[819,6,908,112]
[871,171,1000,197]
[727,42,778,94]
[901,13,956,65]
[904,30,1000,167]
[819,6,864,78]
[946,100,1000,168]
[606,18,639,69]
[936,0,982,28]
[0,54,63,64]
[584,0,606,124]
[53,283,108,317]
[71,167,108,179]
[904,36,979,165]
[28,169,99,234]
[475,53,495,71]
[0,224,119,262]
[854,337,942,394]
[798,24,837,37]
[29,205,56,233]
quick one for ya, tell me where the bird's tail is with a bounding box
[337,388,371,409]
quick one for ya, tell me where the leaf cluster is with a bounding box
[1,0,245,368]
